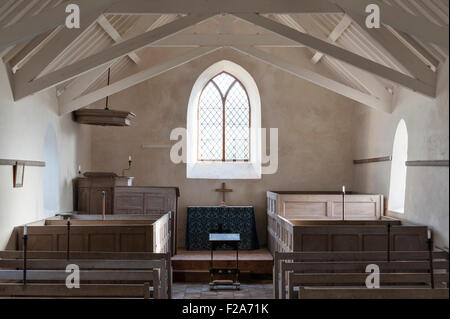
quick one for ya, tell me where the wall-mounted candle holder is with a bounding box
[122,156,132,177]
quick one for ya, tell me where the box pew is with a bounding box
[268,210,428,254]
[6,212,172,254]
[0,251,171,299]
[267,192,428,255]
[274,250,449,299]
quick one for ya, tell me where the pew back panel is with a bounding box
[274,250,449,299]
[298,287,449,299]
[267,191,384,220]
[0,283,156,299]
[0,266,160,298]
[0,251,172,299]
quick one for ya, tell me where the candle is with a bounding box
[78,165,81,174]
[427,229,432,239]
[128,156,132,161]
[23,225,27,236]
[342,185,346,194]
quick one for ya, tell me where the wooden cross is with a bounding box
[215,182,232,206]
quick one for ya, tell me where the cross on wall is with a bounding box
[215,182,232,206]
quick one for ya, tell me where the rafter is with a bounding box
[233,13,435,97]
[387,28,440,72]
[105,0,342,15]
[347,12,436,91]
[151,34,305,47]
[0,0,121,51]
[4,30,56,71]
[233,46,391,113]
[97,15,141,64]
[13,11,103,98]
[274,14,392,105]
[57,14,179,107]
[328,0,449,49]
[14,13,215,101]
[0,0,39,28]
[59,46,219,114]
[311,14,352,64]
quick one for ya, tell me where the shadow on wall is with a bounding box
[42,124,59,217]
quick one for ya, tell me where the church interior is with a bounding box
[0,0,449,300]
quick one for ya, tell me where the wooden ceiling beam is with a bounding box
[97,15,141,64]
[13,12,102,97]
[328,0,449,49]
[233,13,435,97]
[59,46,219,114]
[7,29,59,73]
[232,46,391,113]
[150,34,306,47]
[389,29,441,72]
[14,13,214,101]
[273,14,393,104]
[347,12,436,91]
[311,14,352,64]
[0,0,120,51]
[57,15,175,107]
[105,0,342,15]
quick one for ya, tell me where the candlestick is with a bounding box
[23,229,28,285]
[67,217,71,260]
[387,224,391,262]
[101,191,106,221]
[123,156,132,176]
[428,236,434,288]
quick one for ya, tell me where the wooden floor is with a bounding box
[172,248,273,282]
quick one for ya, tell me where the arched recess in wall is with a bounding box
[186,60,262,179]
[388,119,408,213]
[42,124,59,216]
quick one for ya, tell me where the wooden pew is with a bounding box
[0,270,158,299]
[274,250,449,299]
[298,287,449,299]
[0,251,172,299]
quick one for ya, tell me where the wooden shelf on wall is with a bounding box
[406,160,449,167]
[0,159,45,167]
[353,156,392,164]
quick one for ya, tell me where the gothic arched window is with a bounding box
[388,119,408,213]
[197,72,250,162]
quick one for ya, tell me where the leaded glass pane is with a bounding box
[225,82,250,160]
[212,72,236,96]
[198,72,250,161]
[198,82,223,160]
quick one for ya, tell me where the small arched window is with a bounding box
[198,72,250,162]
[43,124,60,217]
[388,119,408,213]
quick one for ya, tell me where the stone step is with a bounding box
[172,259,273,273]
[173,270,272,283]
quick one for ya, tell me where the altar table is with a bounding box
[186,206,259,250]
